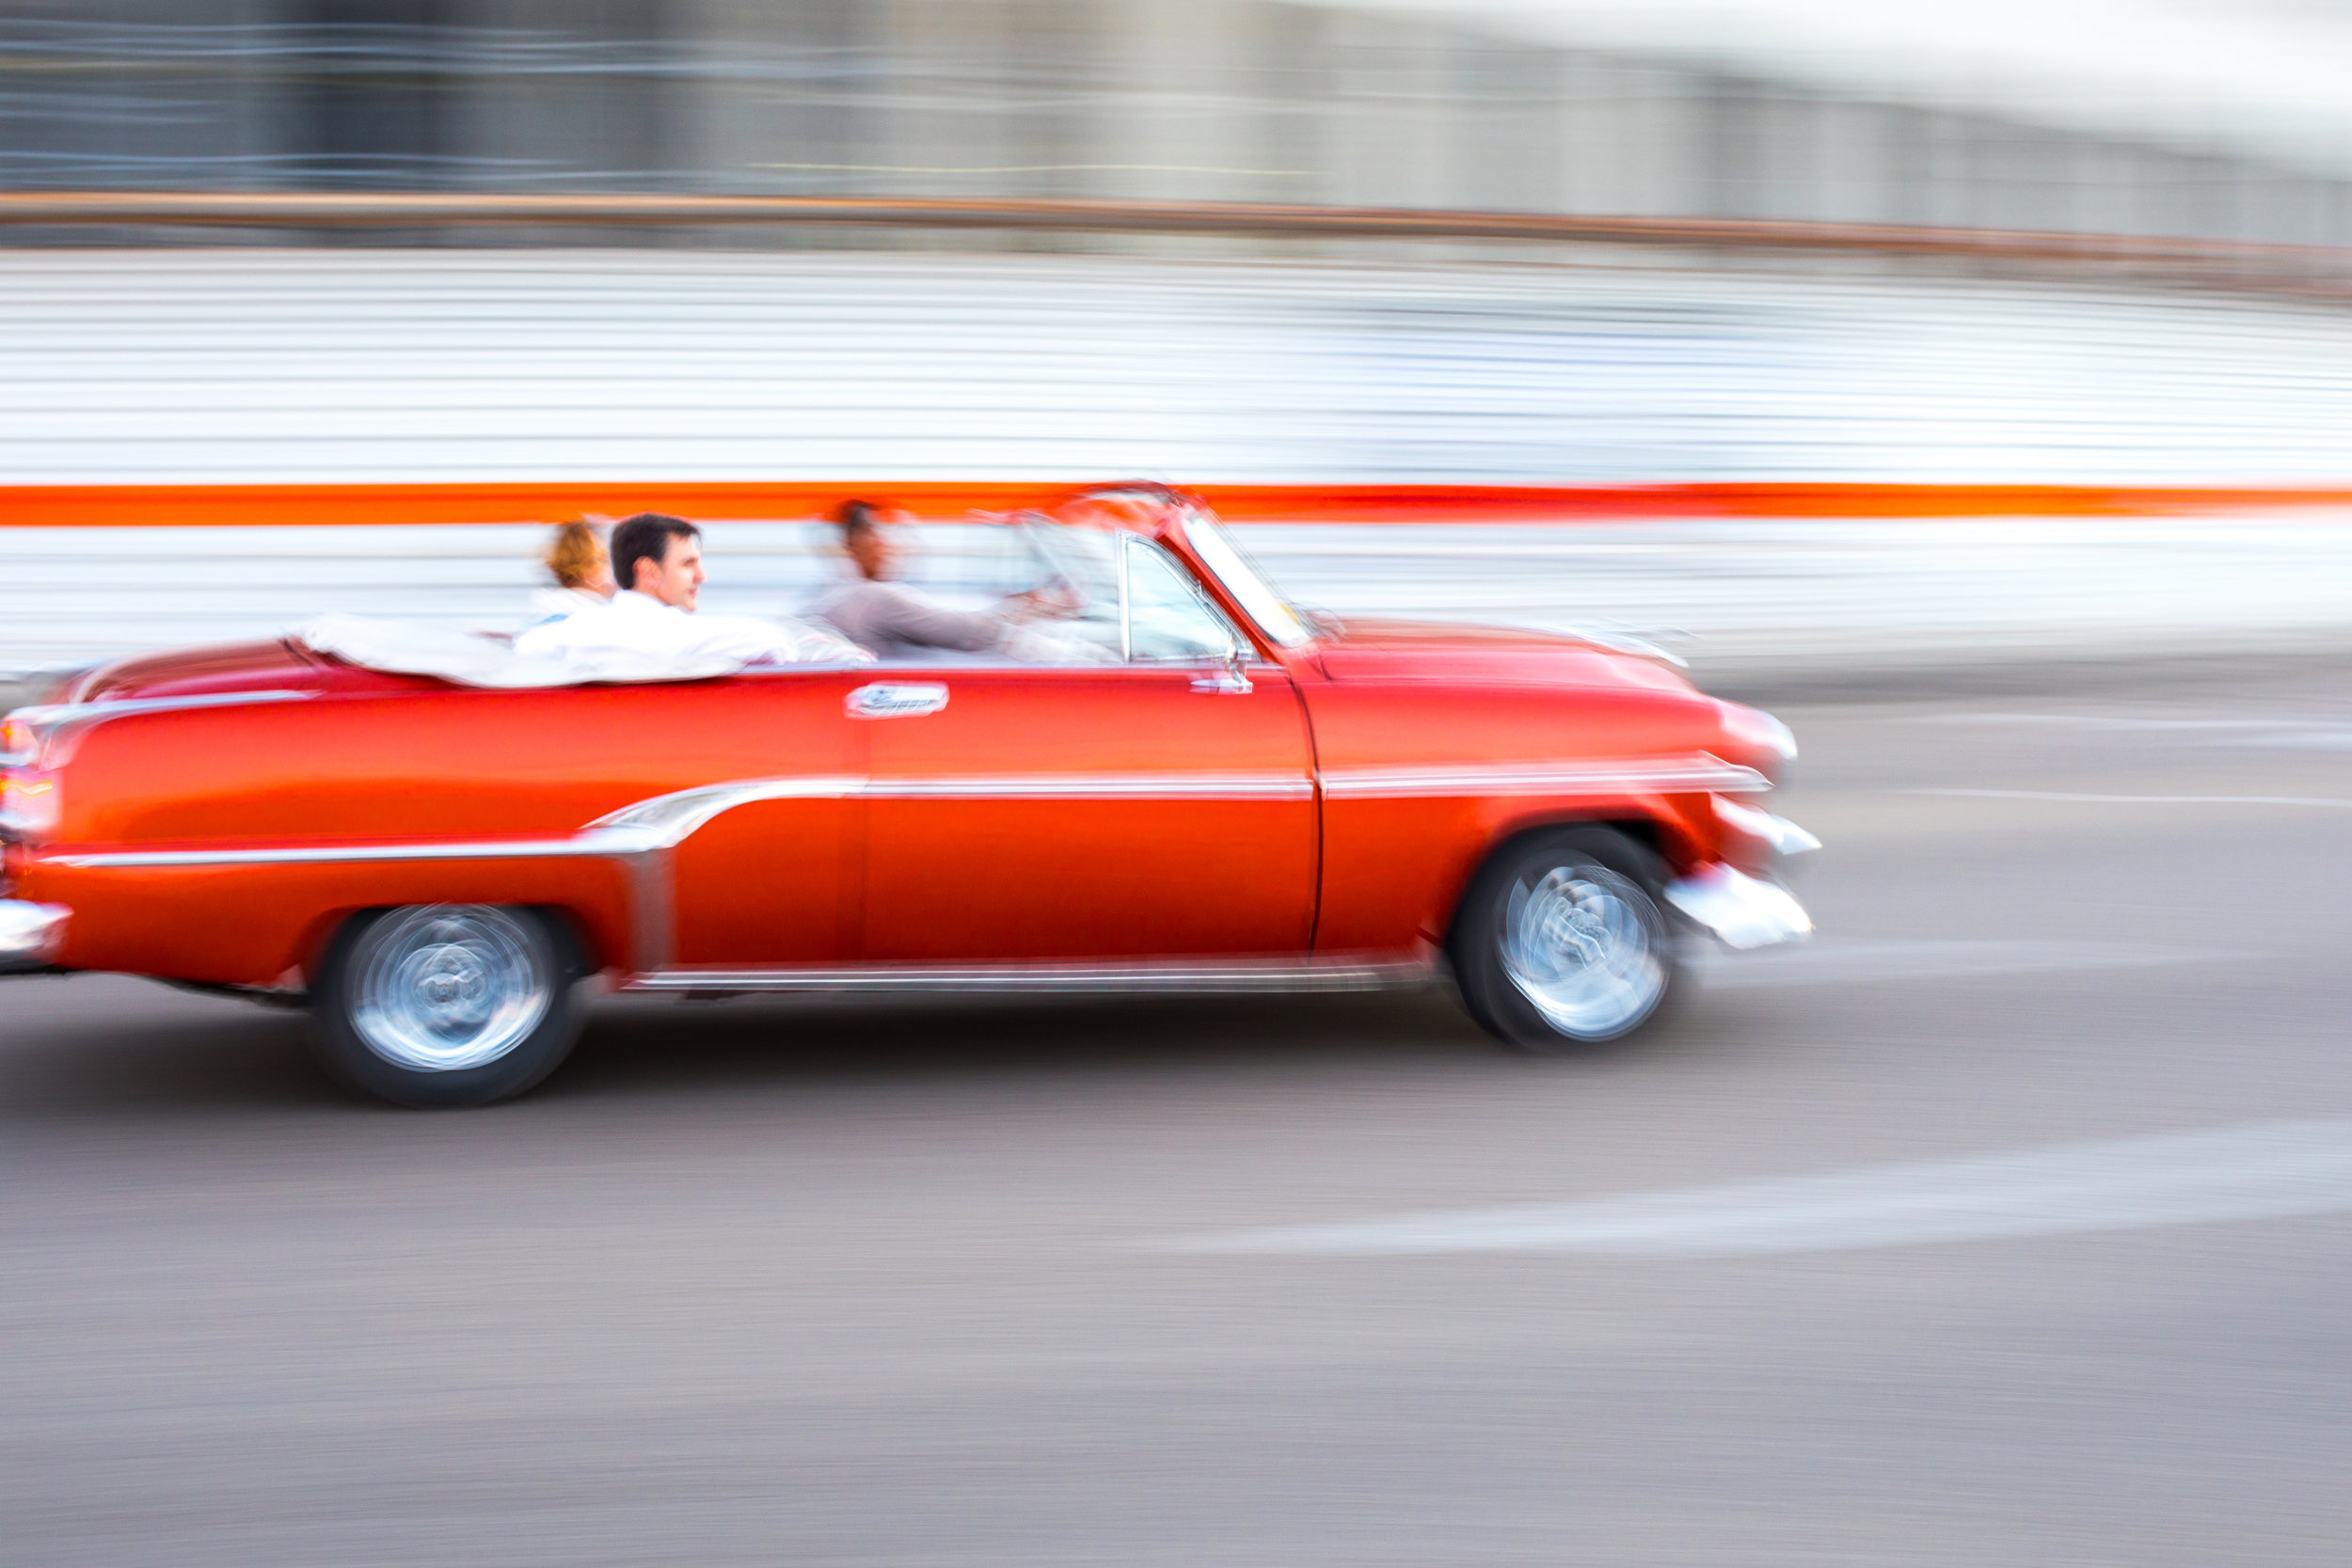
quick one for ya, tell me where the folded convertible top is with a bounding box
[297,613,748,689]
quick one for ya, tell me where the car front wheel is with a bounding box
[310,904,586,1107]
[1451,828,1680,1053]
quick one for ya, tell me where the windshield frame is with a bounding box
[1010,512,1251,665]
[1178,512,1315,651]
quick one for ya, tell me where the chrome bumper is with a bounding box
[0,899,69,973]
[1664,865,1812,950]
[1713,800,1822,860]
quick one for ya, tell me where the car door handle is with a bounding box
[847,682,950,720]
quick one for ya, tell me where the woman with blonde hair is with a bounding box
[528,516,616,626]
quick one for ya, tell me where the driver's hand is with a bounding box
[1007,584,1080,621]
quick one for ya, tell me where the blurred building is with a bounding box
[7,0,2352,243]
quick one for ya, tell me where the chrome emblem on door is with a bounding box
[846,682,950,720]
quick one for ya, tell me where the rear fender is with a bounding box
[23,858,637,990]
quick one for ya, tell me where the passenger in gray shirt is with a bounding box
[810,498,1088,661]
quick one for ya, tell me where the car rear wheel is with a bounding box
[1450,827,1680,1053]
[310,904,586,1108]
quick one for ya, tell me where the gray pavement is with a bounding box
[6,658,2352,1565]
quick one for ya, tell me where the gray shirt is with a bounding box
[810,579,1016,659]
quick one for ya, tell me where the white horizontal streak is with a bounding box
[1919,788,2352,809]
[1695,937,2232,989]
[16,515,2352,680]
[1157,1120,2352,1259]
[11,250,2352,494]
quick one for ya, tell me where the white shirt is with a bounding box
[523,585,610,630]
[514,590,870,667]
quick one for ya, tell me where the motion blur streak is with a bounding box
[10,251,2352,489]
[8,245,2352,680]
[1689,937,2225,989]
[16,514,2352,687]
[12,1,2352,241]
[1920,788,2352,809]
[1158,1121,2352,1257]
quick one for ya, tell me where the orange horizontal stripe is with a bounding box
[5,482,2352,530]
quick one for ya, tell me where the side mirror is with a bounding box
[1192,645,1253,695]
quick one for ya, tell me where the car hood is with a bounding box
[1311,617,1692,690]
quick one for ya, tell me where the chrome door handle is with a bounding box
[847,682,949,719]
[1190,666,1253,695]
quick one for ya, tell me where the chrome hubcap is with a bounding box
[351,906,551,1072]
[1500,864,1666,1037]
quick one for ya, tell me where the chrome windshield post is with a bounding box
[1116,533,1133,662]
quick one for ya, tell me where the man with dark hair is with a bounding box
[516,511,866,666]
[812,499,1079,660]
[609,513,705,610]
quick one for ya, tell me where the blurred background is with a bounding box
[6,0,2352,692]
[9,8,2352,1566]
[10,0,2352,230]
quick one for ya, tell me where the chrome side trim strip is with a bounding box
[586,771,1313,850]
[1322,754,1769,799]
[47,837,616,870]
[624,957,1432,995]
[866,772,1313,800]
[587,776,864,847]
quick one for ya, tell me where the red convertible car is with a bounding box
[0,485,1813,1107]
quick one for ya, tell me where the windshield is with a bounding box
[1007,515,1247,663]
[1179,513,1314,649]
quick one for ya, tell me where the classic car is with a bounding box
[0,484,1815,1107]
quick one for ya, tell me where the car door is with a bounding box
[658,670,867,971]
[857,536,1317,964]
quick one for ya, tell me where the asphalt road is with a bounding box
[6,658,2352,1566]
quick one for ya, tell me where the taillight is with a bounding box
[0,770,58,842]
[0,714,37,768]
